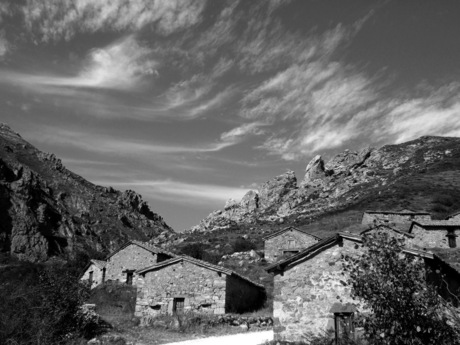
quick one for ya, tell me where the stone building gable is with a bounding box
[264,227,320,262]
[81,259,106,288]
[361,210,431,225]
[105,241,175,284]
[136,259,228,317]
[135,256,266,318]
[409,221,460,249]
[268,236,364,342]
[266,233,433,343]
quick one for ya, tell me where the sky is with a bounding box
[1,0,460,231]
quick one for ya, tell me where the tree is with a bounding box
[342,232,460,345]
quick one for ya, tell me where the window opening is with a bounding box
[88,271,93,285]
[102,268,106,283]
[126,271,134,285]
[447,231,457,248]
[288,239,296,248]
[173,298,185,314]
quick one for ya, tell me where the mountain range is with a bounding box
[2,123,460,262]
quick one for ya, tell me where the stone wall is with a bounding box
[362,228,415,248]
[225,274,265,313]
[273,239,365,342]
[410,225,450,249]
[105,244,161,284]
[81,263,104,289]
[265,230,318,262]
[362,212,431,225]
[135,261,227,318]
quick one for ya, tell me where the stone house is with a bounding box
[265,232,434,343]
[361,209,431,225]
[264,226,321,262]
[81,259,107,289]
[135,255,266,317]
[409,220,460,249]
[447,210,460,221]
[81,240,176,288]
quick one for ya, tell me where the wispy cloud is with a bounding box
[28,127,239,157]
[1,36,156,90]
[103,179,249,206]
[21,0,207,41]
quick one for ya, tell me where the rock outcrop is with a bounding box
[0,124,174,262]
[188,136,460,232]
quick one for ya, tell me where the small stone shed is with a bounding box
[81,259,107,289]
[135,256,266,317]
[264,226,321,262]
[409,220,460,249]
[81,240,176,288]
[361,209,431,225]
[266,232,433,343]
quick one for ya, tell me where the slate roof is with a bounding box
[137,255,265,289]
[447,210,460,219]
[360,223,415,238]
[266,232,433,274]
[105,240,177,260]
[263,226,322,241]
[90,259,107,269]
[409,220,460,232]
[364,209,430,215]
[430,248,460,275]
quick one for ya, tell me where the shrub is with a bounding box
[0,263,99,344]
[232,238,256,252]
[342,232,460,345]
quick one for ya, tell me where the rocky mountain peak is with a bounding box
[0,126,174,262]
[188,136,460,233]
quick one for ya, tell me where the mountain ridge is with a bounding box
[0,124,175,262]
[187,135,460,234]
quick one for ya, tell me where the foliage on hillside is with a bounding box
[0,261,100,344]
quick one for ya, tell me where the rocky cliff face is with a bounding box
[0,124,174,262]
[189,136,460,232]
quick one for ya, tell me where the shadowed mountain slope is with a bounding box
[0,124,174,262]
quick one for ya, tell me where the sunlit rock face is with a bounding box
[187,135,460,233]
[0,124,174,262]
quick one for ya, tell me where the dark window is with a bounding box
[447,231,457,248]
[173,298,185,314]
[126,272,134,285]
[88,271,93,285]
[334,312,354,345]
[102,268,106,283]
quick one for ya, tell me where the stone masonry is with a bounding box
[81,260,106,289]
[135,257,266,318]
[136,260,227,316]
[264,227,320,262]
[409,222,459,249]
[271,238,364,342]
[361,210,431,225]
[104,242,173,284]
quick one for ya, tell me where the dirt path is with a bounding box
[164,330,273,345]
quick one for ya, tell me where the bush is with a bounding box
[342,232,460,345]
[0,263,99,344]
[232,238,256,252]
